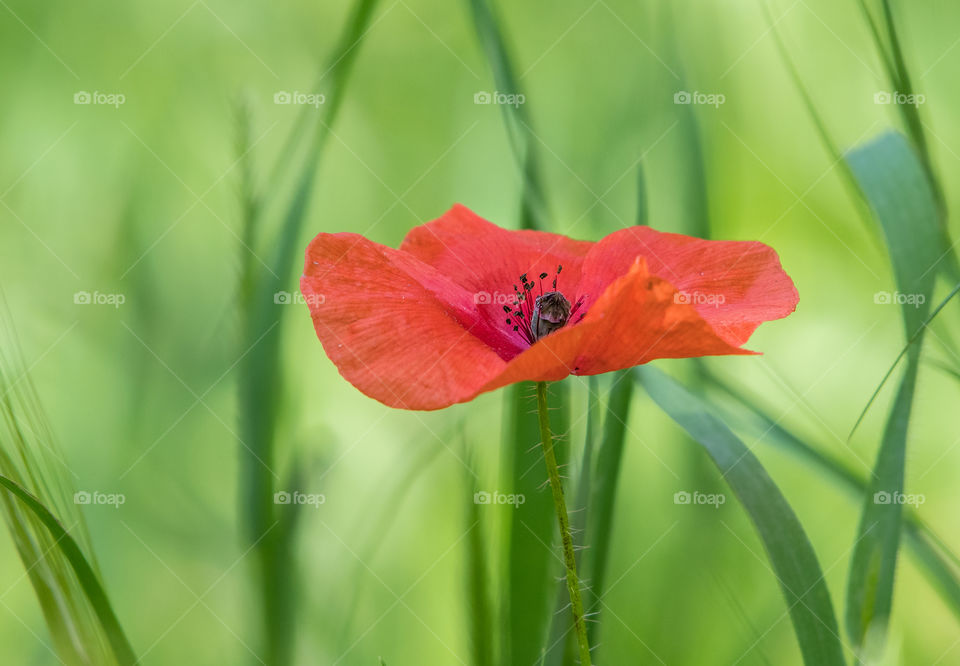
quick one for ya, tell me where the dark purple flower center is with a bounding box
[503,265,585,345]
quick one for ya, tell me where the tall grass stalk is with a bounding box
[235,1,382,663]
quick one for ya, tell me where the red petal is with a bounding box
[476,258,751,394]
[300,232,509,410]
[576,227,798,346]
[401,204,594,356]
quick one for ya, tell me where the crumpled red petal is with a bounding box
[301,232,508,410]
[576,226,798,347]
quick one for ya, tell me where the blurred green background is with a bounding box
[1,0,959,664]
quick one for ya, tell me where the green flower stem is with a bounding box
[536,381,591,665]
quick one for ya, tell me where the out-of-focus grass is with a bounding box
[0,310,130,665]
[2,0,960,664]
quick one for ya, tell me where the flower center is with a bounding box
[502,265,585,345]
[532,291,571,340]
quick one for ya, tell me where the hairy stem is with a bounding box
[536,381,591,665]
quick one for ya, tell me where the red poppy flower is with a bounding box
[300,205,798,410]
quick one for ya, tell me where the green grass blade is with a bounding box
[848,280,960,439]
[703,367,960,624]
[636,366,846,666]
[0,308,118,665]
[855,0,958,278]
[0,475,136,666]
[466,449,494,666]
[845,357,917,657]
[661,4,712,239]
[465,0,547,230]
[501,381,569,664]
[235,2,383,663]
[634,161,648,228]
[876,0,943,214]
[584,372,633,650]
[843,130,941,654]
[762,0,869,229]
[262,0,382,207]
[903,520,960,620]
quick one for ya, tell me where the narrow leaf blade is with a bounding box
[843,130,941,653]
[636,366,846,666]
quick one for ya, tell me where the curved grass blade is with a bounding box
[761,0,867,226]
[465,0,547,230]
[875,0,943,214]
[848,280,960,440]
[855,0,958,278]
[843,130,941,655]
[0,475,136,666]
[702,367,960,623]
[0,306,119,665]
[903,519,960,620]
[635,365,846,666]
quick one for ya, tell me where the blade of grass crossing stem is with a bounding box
[703,368,960,624]
[236,2,382,663]
[501,381,569,664]
[0,476,137,666]
[636,366,846,666]
[843,131,941,655]
[584,372,633,649]
[466,0,547,230]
